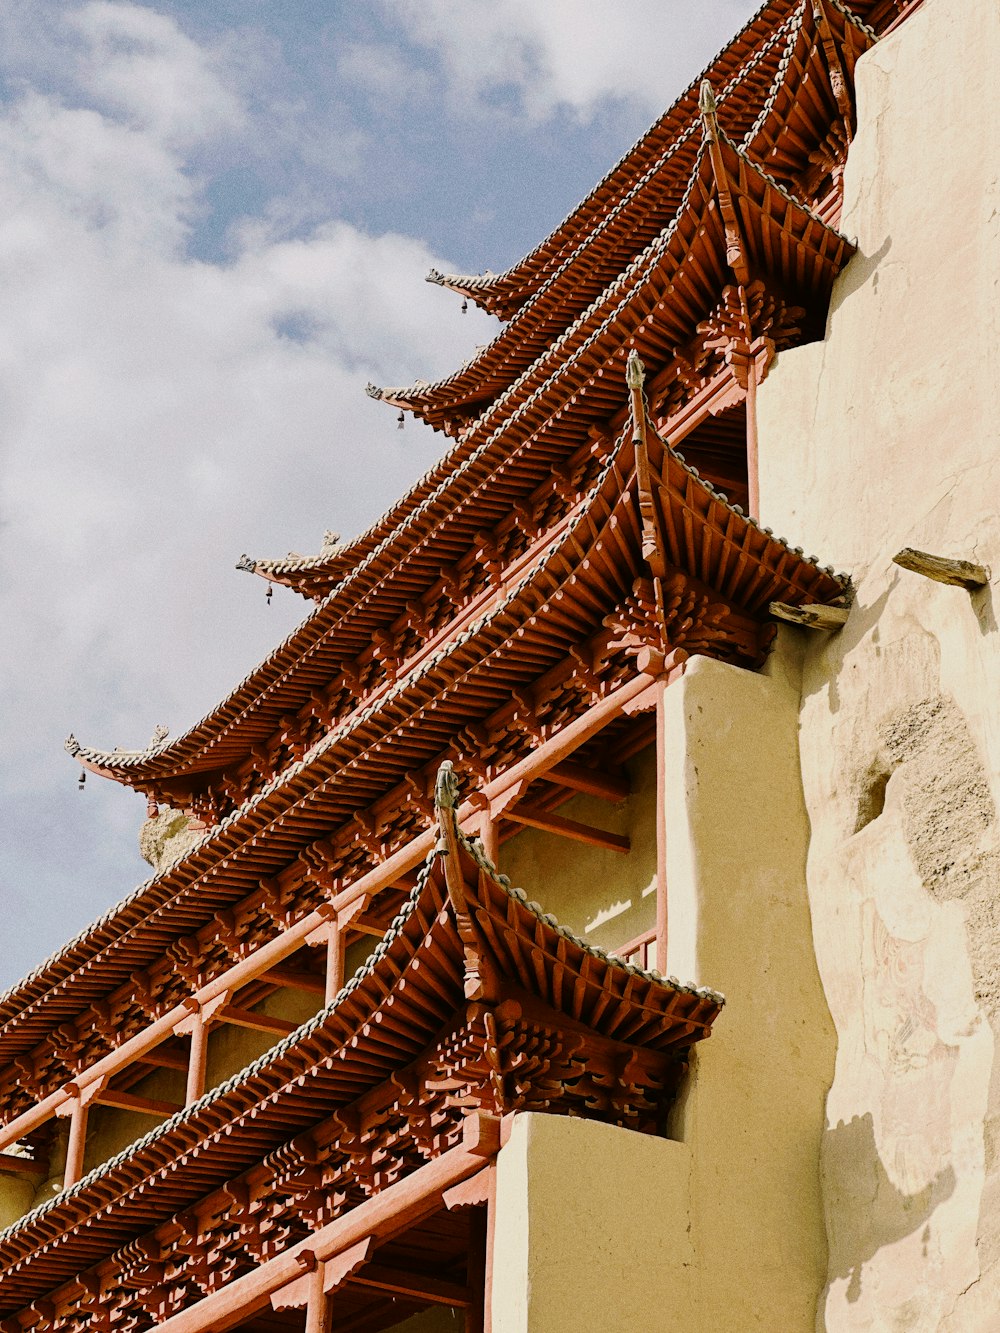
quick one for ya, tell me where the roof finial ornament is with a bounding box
[321,530,341,551]
[149,724,169,748]
[236,554,255,573]
[699,78,719,138]
[434,760,460,813]
[64,734,80,757]
[626,349,646,392]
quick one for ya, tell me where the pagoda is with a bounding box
[0,2,924,1330]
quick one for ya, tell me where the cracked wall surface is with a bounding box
[758,0,1000,1326]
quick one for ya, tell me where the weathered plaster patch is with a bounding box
[138,806,200,874]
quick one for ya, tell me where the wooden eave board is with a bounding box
[438,0,807,317]
[654,437,844,609]
[0,847,721,1313]
[747,0,875,180]
[65,157,705,797]
[246,552,351,601]
[86,99,861,798]
[68,436,580,786]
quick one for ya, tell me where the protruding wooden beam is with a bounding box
[0,1152,44,1176]
[349,1265,471,1309]
[258,966,327,996]
[138,1047,189,1072]
[215,1006,298,1037]
[893,548,989,589]
[502,803,629,854]
[770,600,850,630]
[543,761,629,803]
[94,1089,183,1117]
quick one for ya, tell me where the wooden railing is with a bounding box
[613,927,657,971]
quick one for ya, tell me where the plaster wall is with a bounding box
[756,0,1000,1325]
[490,1112,692,1333]
[662,653,836,1329]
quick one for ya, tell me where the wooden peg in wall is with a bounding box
[892,547,989,589]
[769,601,850,630]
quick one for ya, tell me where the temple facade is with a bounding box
[3,0,999,1327]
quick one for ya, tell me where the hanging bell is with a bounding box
[77,771,86,791]
[266,583,273,605]
[461,297,468,314]
[397,411,405,430]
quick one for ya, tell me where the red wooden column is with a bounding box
[307,908,347,1005]
[185,1017,209,1106]
[743,335,771,521]
[655,675,669,976]
[325,925,344,1006]
[174,992,229,1106]
[61,1100,87,1190]
[745,351,760,520]
[444,1162,497,1333]
[55,1080,103,1188]
[304,1266,333,1333]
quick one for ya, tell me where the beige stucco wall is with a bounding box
[491,1112,693,1333]
[757,0,1000,1325]
[663,652,837,1329]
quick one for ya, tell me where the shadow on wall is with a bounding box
[823,1111,956,1303]
[826,232,892,327]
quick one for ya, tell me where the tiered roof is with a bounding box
[0,0,870,1155]
[372,0,873,436]
[0,1,923,1325]
[427,0,909,320]
[0,773,722,1328]
[10,413,838,1119]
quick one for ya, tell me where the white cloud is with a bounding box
[68,1,245,146]
[377,0,760,122]
[0,4,497,981]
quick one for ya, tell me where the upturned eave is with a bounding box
[0,796,722,1317]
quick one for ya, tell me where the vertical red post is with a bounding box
[325,924,344,1006]
[63,1098,88,1189]
[186,1017,208,1106]
[304,1265,332,1333]
[655,676,668,976]
[482,1166,496,1333]
[745,361,760,521]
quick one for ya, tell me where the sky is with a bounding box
[0,0,760,989]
